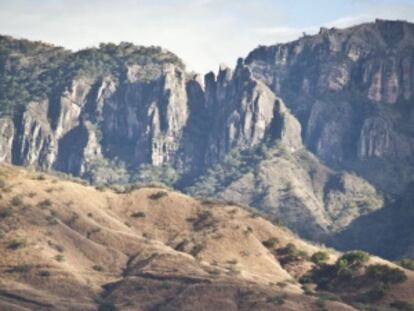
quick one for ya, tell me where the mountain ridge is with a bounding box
[0,19,413,259]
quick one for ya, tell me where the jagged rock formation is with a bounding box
[0,20,413,256]
[0,38,301,183]
[245,19,414,195]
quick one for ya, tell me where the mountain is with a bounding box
[244,19,414,195]
[241,18,414,254]
[0,20,413,259]
[0,164,413,311]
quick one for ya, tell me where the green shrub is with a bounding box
[390,301,414,311]
[35,174,46,180]
[46,216,59,226]
[54,254,65,262]
[190,211,215,231]
[0,207,13,219]
[7,265,32,273]
[311,251,329,266]
[8,238,27,250]
[132,164,179,187]
[279,243,309,264]
[190,244,204,256]
[27,192,37,198]
[262,237,279,248]
[358,284,387,303]
[336,250,369,270]
[39,270,51,277]
[10,195,24,206]
[148,191,168,200]
[38,199,52,209]
[266,293,286,305]
[175,239,189,252]
[131,212,146,218]
[396,258,414,271]
[0,178,6,189]
[366,264,407,285]
[305,264,338,289]
[98,302,118,311]
[92,265,104,272]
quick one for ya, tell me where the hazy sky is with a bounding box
[0,0,414,73]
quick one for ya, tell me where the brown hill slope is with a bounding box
[0,164,412,311]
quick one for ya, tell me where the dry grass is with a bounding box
[0,164,412,311]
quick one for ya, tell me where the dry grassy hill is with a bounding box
[0,164,413,311]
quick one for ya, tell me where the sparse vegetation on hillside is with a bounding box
[262,237,279,248]
[0,165,412,311]
[0,37,184,116]
[311,251,329,266]
[186,143,279,198]
[299,248,409,306]
[396,259,414,271]
[278,243,309,265]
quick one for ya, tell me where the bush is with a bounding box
[38,199,52,209]
[93,265,104,272]
[311,251,329,266]
[10,195,24,206]
[279,243,309,264]
[98,302,118,311]
[55,254,65,262]
[132,164,179,187]
[336,251,369,270]
[390,301,414,311]
[35,174,46,180]
[148,191,168,200]
[7,265,32,273]
[175,239,189,251]
[305,264,338,289]
[39,270,51,277]
[0,207,13,219]
[262,237,279,248]
[131,212,146,218]
[190,211,215,231]
[366,264,407,285]
[396,258,414,271]
[8,239,27,250]
[190,244,204,256]
[358,284,387,303]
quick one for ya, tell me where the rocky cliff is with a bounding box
[0,39,302,184]
[245,19,414,195]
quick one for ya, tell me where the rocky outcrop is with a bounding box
[15,100,57,169]
[99,64,190,167]
[245,19,414,193]
[204,60,302,164]
[0,44,301,183]
[0,117,14,162]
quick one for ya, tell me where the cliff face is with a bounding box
[0,41,300,184]
[245,19,414,194]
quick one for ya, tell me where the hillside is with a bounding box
[0,164,413,311]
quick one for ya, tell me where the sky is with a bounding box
[0,0,413,73]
